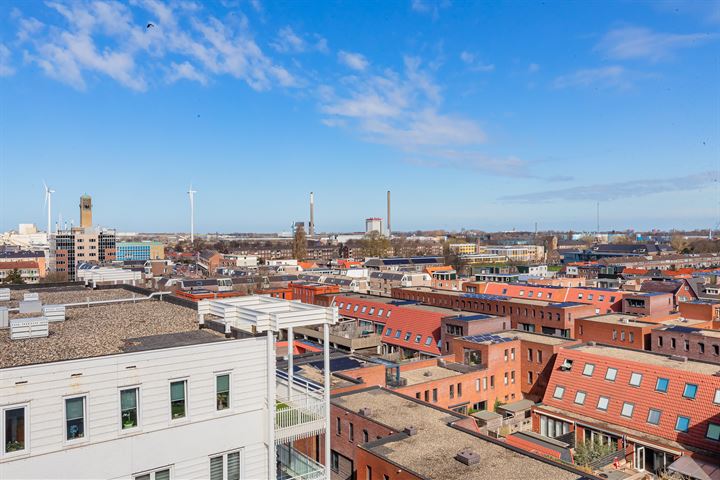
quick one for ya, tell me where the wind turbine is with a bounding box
[43,181,55,234]
[187,185,197,244]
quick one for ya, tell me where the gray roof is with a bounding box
[498,399,535,413]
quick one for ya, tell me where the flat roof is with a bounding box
[501,330,576,346]
[571,344,720,375]
[401,365,462,386]
[1,287,226,369]
[658,325,720,339]
[332,292,473,316]
[578,314,658,327]
[399,287,591,309]
[332,388,583,480]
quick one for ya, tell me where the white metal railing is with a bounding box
[277,445,325,480]
[276,370,324,396]
[275,393,326,445]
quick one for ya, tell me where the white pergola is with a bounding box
[197,295,338,480]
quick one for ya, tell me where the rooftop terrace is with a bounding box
[1,287,226,369]
[332,388,584,480]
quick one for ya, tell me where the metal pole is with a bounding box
[323,322,331,480]
[287,326,294,401]
[267,330,276,480]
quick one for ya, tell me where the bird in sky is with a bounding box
[146,23,155,29]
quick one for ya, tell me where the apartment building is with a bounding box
[393,286,597,338]
[477,245,545,262]
[328,387,592,480]
[116,241,165,261]
[0,286,338,480]
[290,281,341,305]
[574,314,660,350]
[0,261,41,283]
[49,227,116,281]
[367,271,431,296]
[533,343,720,476]
[0,250,46,278]
[651,325,720,364]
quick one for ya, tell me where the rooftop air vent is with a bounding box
[670,355,688,363]
[10,317,49,340]
[587,341,596,346]
[359,407,372,417]
[0,288,10,302]
[404,426,417,436]
[455,449,480,466]
[23,292,39,302]
[423,371,432,377]
[0,307,8,329]
[19,300,42,314]
[42,305,66,323]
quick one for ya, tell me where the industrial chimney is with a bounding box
[386,190,391,237]
[309,192,315,236]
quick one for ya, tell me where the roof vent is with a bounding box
[19,300,42,314]
[670,355,688,363]
[0,288,10,302]
[439,359,447,367]
[23,292,39,302]
[0,307,8,329]
[403,426,417,436]
[359,407,372,417]
[455,449,480,466]
[423,371,432,377]
[10,317,49,340]
[587,341,596,346]
[560,359,574,371]
[42,305,66,323]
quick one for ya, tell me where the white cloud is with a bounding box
[271,26,328,54]
[167,61,207,85]
[528,63,539,73]
[595,26,718,62]
[0,44,15,77]
[500,171,718,203]
[459,50,494,72]
[554,65,630,89]
[411,0,451,18]
[16,0,296,91]
[338,50,368,71]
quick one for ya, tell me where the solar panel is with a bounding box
[665,325,701,334]
[461,333,513,344]
[308,357,364,372]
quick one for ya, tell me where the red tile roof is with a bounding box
[0,261,39,270]
[541,346,720,455]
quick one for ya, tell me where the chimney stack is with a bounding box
[309,192,315,237]
[387,190,391,237]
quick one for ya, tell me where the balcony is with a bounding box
[277,445,325,480]
[275,370,326,445]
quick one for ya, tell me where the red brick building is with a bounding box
[533,343,720,476]
[290,281,340,304]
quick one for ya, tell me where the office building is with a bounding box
[116,241,165,262]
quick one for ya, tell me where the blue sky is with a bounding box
[1,0,719,234]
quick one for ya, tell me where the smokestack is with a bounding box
[309,192,315,236]
[387,190,391,237]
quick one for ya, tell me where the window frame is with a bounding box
[582,363,595,377]
[683,383,698,400]
[707,423,720,441]
[574,391,586,405]
[647,408,662,426]
[209,448,244,480]
[553,385,565,400]
[119,386,141,432]
[675,416,690,433]
[629,372,643,387]
[169,378,188,422]
[133,466,173,480]
[596,396,610,411]
[215,372,231,412]
[655,377,670,393]
[63,394,89,444]
[620,402,634,418]
[2,403,29,457]
[605,367,617,382]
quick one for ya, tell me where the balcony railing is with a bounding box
[277,445,325,480]
[275,370,326,444]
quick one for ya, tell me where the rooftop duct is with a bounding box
[455,449,480,466]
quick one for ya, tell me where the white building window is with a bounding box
[134,467,171,480]
[210,450,243,480]
[170,380,187,419]
[629,372,643,387]
[65,396,86,441]
[597,396,609,411]
[574,391,586,405]
[605,367,617,381]
[582,363,595,376]
[621,402,634,418]
[120,387,140,430]
[553,386,565,399]
[3,405,27,454]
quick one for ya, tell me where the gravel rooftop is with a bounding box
[1,288,225,369]
[572,344,720,375]
[333,388,582,480]
[401,365,461,386]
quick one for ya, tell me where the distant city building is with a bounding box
[0,250,47,278]
[365,217,383,235]
[79,194,92,228]
[0,261,40,283]
[116,241,165,261]
[448,243,477,254]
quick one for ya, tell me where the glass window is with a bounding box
[582,363,595,376]
[369,308,375,315]
[620,402,634,417]
[414,334,422,343]
[210,451,241,480]
[404,332,411,341]
[683,383,698,399]
[707,423,720,441]
[629,372,642,387]
[386,310,391,317]
[394,330,401,338]
[553,386,565,399]
[353,305,359,312]
[605,368,617,381]
[338,303,344,308]
[65,396,86,440]
[4,407,25,453]
[425,336,432,346]
[345,304,351,310]
[647,409,662,425]
[597,396,609,411]
[361,306,367,313]
[656,377,669,392]
[385,328,391,336]
[574,391,586,405]
[714,389,720,405]
[377,309,383,316]
[134,468,171,480]
[121,388,139,429]
[216,374,230,410]
[170,380,187,419]
[675,416,690,433]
